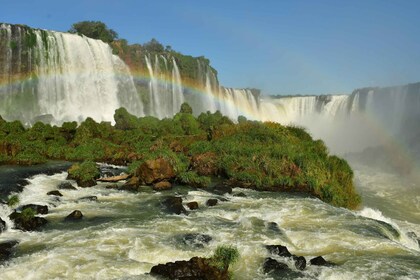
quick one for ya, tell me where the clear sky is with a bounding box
[1,0,420,95]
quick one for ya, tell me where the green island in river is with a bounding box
[0,103,360,210]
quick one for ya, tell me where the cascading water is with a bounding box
[0,24,143,124]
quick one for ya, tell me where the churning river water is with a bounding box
[0,162,419,280]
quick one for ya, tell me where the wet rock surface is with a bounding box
[150,256,229,280]
[47,190,63,197]
[162,196,188,215]
[0,240,19,262]
[57,181,77,190]
[21,204,48,215]
[180,233,212,248]
[9,211,48,231]
[206,198,218,207]
[186,201,199,210]
[65,210,83,221]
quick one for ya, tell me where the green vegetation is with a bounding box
[210,245,240,273]
[67,161,100,187]
[20,207,36,221]
[0,103,360,208]
[69,21,118,43]
[7,194,19,207]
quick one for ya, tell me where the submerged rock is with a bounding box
[47,190,63,197]
[265,245,292,257]
[153,181,172,191]
[77,196,98,202]
[9,211,48,231]
[263,257,289,274]
[150,256,229,280]
[162,196,188,215]
[233,192,247,197]
[0,240,19,262]
[181,233,212,248]
[211,184,232,195]
[65,210,83,221]
[186,201,199,210]
[0,218,6,233]
[206,199,218,207]
[21,204,48,215]
[310,256,335,266]
[57,181,77,190]
[120,176,140,191]
[293,255,306,270]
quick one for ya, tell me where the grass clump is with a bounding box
[210,245,240,273]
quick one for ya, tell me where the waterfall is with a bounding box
[0,24,142,124]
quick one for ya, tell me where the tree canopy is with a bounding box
[69,21,118,43]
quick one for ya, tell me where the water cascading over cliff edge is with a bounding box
[1,23,419,163]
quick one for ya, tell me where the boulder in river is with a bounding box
[47,190,63,197]
[162,196,188,215]
[265,245,292,257]
[206,198,218,207]
[153,181,172,191]
[21,204,48,215]
[186,201,199,210]
[77,196,98,202]
[0,218,6,233]
[150,256,229,280]
[57,181,77,190]
[181,233,212,248]
[211,183,232,195]
[293,255,306,270]
[65,210,83,221]
[9,210,48,231]
[0,240,19,262]
[310,256,336,266]
[262,257,304,278]
[119,176,140,191]
[136,158,175,185]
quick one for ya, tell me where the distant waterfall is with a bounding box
[0,24,143,124]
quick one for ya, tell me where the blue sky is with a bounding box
[1,0,420,94]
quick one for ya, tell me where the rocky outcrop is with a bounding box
[206,199,218,207]
[0,240,19,262]
[150,256,229,280]
[9,211,48,231]
[153,181,172,191]
[162,196,188,215]
[57,181,77,190]
[265,245,292,257]
[47,190,63,197]
[0,218,6,233]
[67,161,100,188]
[309,256,335,266]
[186,201,199,210]
[65,210,83,221]
[181,233,212,248]
[21,204,48,215]
[293,255,306,270]
[77,196,98,202]
[136,158,175,185]
[262,257,304,278]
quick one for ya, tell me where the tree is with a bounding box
[69,21,118,43]
[143,38,164,53]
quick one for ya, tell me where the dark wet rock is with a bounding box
[233,192,247,197]
[181,233,212,248]
[263,257,289,274]
[206,199,218,207]
[0,240,19,262]
[211,184,232,195]
[21,204,48,215]
[150,256,229,280]
[265,245,292,257]
[135,158,175,185]
[9,211,48,231]
[77,196,98,202]
[162,196,188,215]
[267,222,281,233]
[293,255,306,270]
[153,181,172,191]
[119,176,140,191]
[47,190,63,197]
[310,256,336,266]
[57,181,77,190]
[0,218,6,233]
[105,184,119,189]
[186,201,199,210]
[65,210,83,221]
